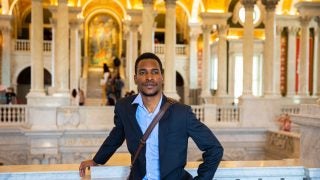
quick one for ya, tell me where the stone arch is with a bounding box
[16,67,51,104]
[176,71,184,103]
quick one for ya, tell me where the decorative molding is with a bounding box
[241,0,257,10]
[261,0,279,11]
[143,0,154,5]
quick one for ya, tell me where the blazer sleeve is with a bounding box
[93,104,125,164]
[186,106,223,179]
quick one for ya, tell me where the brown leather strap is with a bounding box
[131,98,176,168]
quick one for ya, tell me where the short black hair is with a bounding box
[134,52,163,74]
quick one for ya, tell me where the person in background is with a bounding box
[71,88,78,105]
[5,87,16,105]
[78,88,85,106]
[79,52,223,179]
[114,73,124,100]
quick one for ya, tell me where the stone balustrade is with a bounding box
[0,105,27,126]
[14,39,186,55]
[14,39,51,52]
[0,160,319,180]
[0,104,242,129]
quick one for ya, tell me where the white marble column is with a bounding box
[29,0,45,96]
[313,18,320,97]
[124,22,139,92]
[54,0,69,96]
[298,16,311,96]
[262,0,279,97]
[69,7,82,91]
[69,19,82,90]
[287,26,299,97]
[216,24,229,97]
[241,0,256,96]
[274,25,282,96]
[164,0,179,100]
[200,24,212,98]
[188,23,200,89]
[0,15,12,87]
[49,17,56,88]
[141,0,156,53]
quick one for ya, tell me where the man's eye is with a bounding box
[152,70,159,74]
[139,71,145,75]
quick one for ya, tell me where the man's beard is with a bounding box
[140,89,159,97]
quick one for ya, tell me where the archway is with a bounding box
[16,67,51,104]
[176,71,184,103]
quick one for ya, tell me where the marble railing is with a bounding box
[14,40,186,55]
[0,104,240,128]
[1,161,319,180]
[0,105,27,126]
[14,39,52,52]
[154,44,188,55]
[281,104,300,114]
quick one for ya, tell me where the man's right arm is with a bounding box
[79,104,126,176]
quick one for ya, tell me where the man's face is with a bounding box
[134,59,163,97]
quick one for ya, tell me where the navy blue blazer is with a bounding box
[93,95,223,180]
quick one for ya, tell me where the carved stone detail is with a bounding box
[241,0,257,10]
[262,0,279,11]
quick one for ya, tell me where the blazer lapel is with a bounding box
[128,101,143,137]
[158,96,172,157]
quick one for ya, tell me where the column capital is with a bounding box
[0,15,12,33]
[142,0,154,5]
[217,24,229,36]
[276,25,284,35]
[201,24,212,34]
[241,0,257,10]
[165,0,176,6]
[315,16,320,27]
[189,23,201,40]
[262,0,279,11]
[288,26,299,35]
[299,15,312,27]
[69,19,83,30]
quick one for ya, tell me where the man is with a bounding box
[79,52,223,179]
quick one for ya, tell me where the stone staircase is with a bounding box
[86,68,105,106]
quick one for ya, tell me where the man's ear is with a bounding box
[134,74,137,84]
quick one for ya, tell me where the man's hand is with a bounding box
[79,159,97,177]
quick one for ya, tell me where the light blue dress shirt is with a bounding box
[132,93,163,180]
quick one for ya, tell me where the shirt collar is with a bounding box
[132,93,163,109]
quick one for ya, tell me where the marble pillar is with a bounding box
[0,15,12,87]
[141,0,156,53]
[124,22,139,92]
[313,18,320,97]
[54,0,69,96]
[241,0,256,97]
[216,24,229,97]
[69,7,82,91]
[164,0,180,100]
[200,24,212,98]
[274,25,282,96]
[287,27,299,97]
[29,0,45,97]
[188,23,200,89]
[69,19,82,91]
[298,16,311,96]
[262,0,279,97]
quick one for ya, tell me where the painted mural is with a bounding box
[88,14,119,67]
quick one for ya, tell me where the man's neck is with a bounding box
[141,93,162,113]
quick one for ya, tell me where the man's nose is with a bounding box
[145,73,153,80]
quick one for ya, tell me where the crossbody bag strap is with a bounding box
[130,98,176,168]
